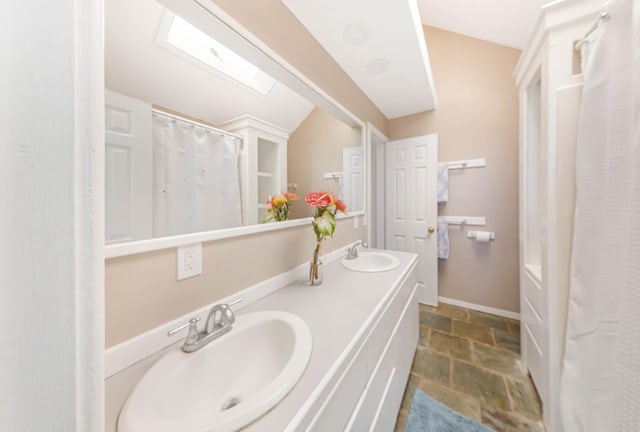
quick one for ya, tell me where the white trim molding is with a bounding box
[2,1,105,430]
[438,296,520,321]
[105,212,364,259]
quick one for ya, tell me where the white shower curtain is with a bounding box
[561,0,640,430]
[152,113,242,237]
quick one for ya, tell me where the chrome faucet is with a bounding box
[168,298,242,353]
[345,240,369,260]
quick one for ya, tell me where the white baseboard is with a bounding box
[105,242,357,378]
[438,296,520,321]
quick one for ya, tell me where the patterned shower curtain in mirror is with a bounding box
[561,0,640,430]
[152,112,242,237]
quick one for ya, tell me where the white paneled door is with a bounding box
[385,135,438,305]
[343,147,363,212]
[105,90,153,244]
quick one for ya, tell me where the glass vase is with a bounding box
[308,241,323,285]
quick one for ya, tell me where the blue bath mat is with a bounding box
[405,389,493,432]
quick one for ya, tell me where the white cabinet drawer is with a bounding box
[366,270,416,372]
[306,328,370,432]
[305,265,418,432]
[346,284,419,432]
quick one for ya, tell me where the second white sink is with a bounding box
[118,310,312,432]
[341,251,400,273]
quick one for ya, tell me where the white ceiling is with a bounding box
[282,0,437,119]
[281,0,546,120]
[108,0,545,128]
[106,0,314,133]
[417,0,546,50]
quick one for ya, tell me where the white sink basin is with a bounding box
[118,311,312,432]
[341,251,400,273]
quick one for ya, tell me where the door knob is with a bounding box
[428,226,435,234]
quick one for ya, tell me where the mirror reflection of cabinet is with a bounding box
[218,116,288,224]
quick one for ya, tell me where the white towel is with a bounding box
[437,164,449,203]
[437,217,449,259]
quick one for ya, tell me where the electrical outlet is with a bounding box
[177,243,202,280]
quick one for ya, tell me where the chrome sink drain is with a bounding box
[221,397,241,411]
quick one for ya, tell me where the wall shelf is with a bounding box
[439,158,486,170]
[440,216,486,226]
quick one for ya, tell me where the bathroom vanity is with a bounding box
[105,249,418,431]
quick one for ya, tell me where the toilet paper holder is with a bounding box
[467,231,495,241]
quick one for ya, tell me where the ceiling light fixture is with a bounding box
[366,58,390,75]
[343,21,371,46]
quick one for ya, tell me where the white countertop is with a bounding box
[241,249,417,431]
[105,248,417,432]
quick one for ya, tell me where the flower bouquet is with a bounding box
[305,192,347,285]
[263,192,299,223]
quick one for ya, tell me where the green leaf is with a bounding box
[314,209,336,237]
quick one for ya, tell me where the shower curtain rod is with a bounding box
[574,11,610,51]
[152,108,244,141]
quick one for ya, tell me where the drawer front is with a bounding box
[346,343,395,432]
[372,291,418,432]
[346,283,419,432]
[366,270,416,372]
[306,266,417,432]
[306,332,370,432]
[371,287,418,432]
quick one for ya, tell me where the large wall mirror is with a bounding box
[105,0,365,255]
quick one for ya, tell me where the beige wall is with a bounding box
[288,107,361,219]
[388,27,521,313]
[209,0,386,134]
[106,220,364,347]
[106,19,523,347]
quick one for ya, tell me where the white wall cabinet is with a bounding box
[218,115,289,224]
[514,1,603,430]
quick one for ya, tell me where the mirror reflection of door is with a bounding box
[105,90,152,244]
[105,0,364,244]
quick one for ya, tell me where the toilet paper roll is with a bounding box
[475,231,492,243]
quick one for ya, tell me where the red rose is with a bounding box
[305,192,332,207]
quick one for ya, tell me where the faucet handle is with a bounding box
[205,298,243,333]
[345,246,355,259]
[167,317,201,337]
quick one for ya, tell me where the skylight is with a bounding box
[165,15,276,96]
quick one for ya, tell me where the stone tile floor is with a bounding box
[395,303,545,432]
